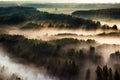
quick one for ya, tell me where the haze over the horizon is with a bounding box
[0,0,120,3]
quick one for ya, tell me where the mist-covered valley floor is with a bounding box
[0,5,120,80]
[0,26,120,80]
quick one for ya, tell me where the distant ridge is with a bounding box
[0,2,120,8]
[0,6,118,30]
[72,8,120,19]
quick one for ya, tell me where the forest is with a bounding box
[0,6,118,30]
[0,34,119,80]
[0,5,119,80]
[72,8,120,19]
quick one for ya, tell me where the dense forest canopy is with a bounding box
[72,8,120,19]
[0,6,118,30]
[0,4,119,80]
[0,34,119,80]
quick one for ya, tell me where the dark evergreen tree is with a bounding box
[89,46,95,57]
[103,65,109,80]
[108,68,113,80]
[112,25,118,30]
[114,70,120,80]
[85,69,91,80]
[96,66,103,80]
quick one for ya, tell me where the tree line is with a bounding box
[0,6,118,30]
[0,34,119,80]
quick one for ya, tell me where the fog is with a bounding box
[1,27,119,45]
[0,27,120,60]
[0,26,120,80]
[51,35,120,44]
[0,46,58,80]
[37,8,90,14]
[0,4,119,80]
[60,41,120,62]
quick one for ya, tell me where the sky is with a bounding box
[0,0,120,3]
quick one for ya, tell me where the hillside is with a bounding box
[97,32,120,37]
[72,8,120,19]
[0,6,118,30]
[0,34,103,80]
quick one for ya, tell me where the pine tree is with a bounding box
[114,70,120,80]
[108,68,113,80]
[103,65,109,80]
[96,66,103,80]
[85,69,91,80]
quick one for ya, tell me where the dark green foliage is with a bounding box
[96,21,101,26]
[98,32,120,37]
[89,46,95,57]
[52,38,79,46]
[109,68,113,80]
[102,24,111,30]
[0,34,104,79]
[96,65,120,80]
[0,35,80,78]
[103,65,109,80]
[112,25,118,30]
[0,6,38,24]
[114,70,120,80]
[72,8,120,19]
[0,6,116,30]
[96,65,109,80]
[78,49,86,60]
[109,51,120,65]
[48,23,53,27]
[0,14,27,24]
[21,22,41,29]
[67,48,76,58]
[96,66,103,80]
[85,69,91,80]
[61,60,79,76]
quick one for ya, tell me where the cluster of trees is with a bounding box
[21,22,42,29]
[56,33,78,36]
[96,65,120,80]
[98,32,120,37]
[102,24,118,30]
[0,7,37,24]
[109,51,120,64]
[0,6,118,30]
[0,34,103,79]
[0,34,119,80]
[94,51,120,80]
[72,8,120,19]
[85,65,120,80]
[109,51,120,72]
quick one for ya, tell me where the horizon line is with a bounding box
[0,1,120,4]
